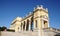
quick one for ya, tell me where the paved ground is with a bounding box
[0,30,38,36]
[1,29,60,36]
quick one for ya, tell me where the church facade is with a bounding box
[10,5,60,36]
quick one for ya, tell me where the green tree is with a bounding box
[0,27,2,31]
[1,26,7,31]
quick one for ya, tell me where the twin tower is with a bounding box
[10,5,49,32]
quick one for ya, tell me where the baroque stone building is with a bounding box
[10,5,60,36]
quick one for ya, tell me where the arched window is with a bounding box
[35,20,37,28]
[21,23,22,30]
[26,19,29,31]
[23,21,25,30]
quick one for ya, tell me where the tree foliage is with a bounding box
[0,26,7,31]
[0,26,15,32]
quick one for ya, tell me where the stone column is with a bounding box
[19,26,21,32]
[48,20,49,27]
[29,21,31,31]
[40,19,45,36]
[22,23,23,31]
[37,18,42,36]
[34,20,36,29]
[42,19,44,28]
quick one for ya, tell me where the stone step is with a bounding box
[1,31,38,36]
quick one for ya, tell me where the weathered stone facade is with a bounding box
[10,5,49,32]
[9,5,60,36]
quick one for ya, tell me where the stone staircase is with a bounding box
[19,30,38,36]
[0,30,38,36]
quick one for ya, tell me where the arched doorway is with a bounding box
[21,23,22,30]
[23,21,25,30]
[26,19,29,31]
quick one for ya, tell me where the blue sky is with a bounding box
[0,0,60,29]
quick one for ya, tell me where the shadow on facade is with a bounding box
[55,33,60,36]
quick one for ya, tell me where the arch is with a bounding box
[35,20,37,28]
[26,19,29,31]
[21,23,22,30]
[23,21,25,30]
